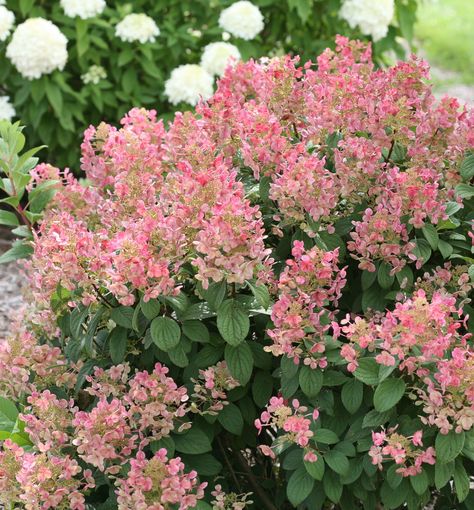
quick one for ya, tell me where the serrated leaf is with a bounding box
[225,342,253,385]
[438,239,454,259]
[109,326,128,364]
[435,430,465,464]
[182,320,209,343]
[460,153,474,180]
[287,467,314,506]
[354,358,380,385]
[218,403,243,435]
[378,262,395,289]
[324,450,349,475]
[435,460,453,489]
[313,428,339,445]
[150,317,181,351]
[140,298,161,320]
[410,469,428,495]
[174,427,212,454]
[0,397,19,432]
[453,460,470,502]
[373,378,406,412]
[110,306,134,328]
[304,457,325,480]
[341,379,363,414]
[217,299,249,345]
[299,366,323,398]
[0,210,19,227]
[421,224,439,250]
[412,239,432,267]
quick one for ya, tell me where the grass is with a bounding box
[415,0,474,84]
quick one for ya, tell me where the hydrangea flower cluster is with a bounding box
[6,18,68,79]
[266,241,346,367]
[255,397,319,462]
[218,1,264,40]
[201,42,241,76]
[60,0,106,19]
[211,485,253,510]
[339,0,395,41]
[369,428,436,477]
[165,64,215,106]
[116,448,207,510]
[81,64,107,84]
[115,13,160,44]
[0,4,14,41]
[192,361,240,414]
[0,94,15,121]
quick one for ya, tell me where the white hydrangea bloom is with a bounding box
[81,64,107,84]
[60,0,106,20]
[339,0,394,42]
[6,18,68,80]
[165,64,214,106]
[219,1,264,40]
[0,96,15,121]
[115,13,160,44]
[0,6,15,42]
[200,42,241,76]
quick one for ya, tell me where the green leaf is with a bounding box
[168,344,189,367]
[182,320,209,343]
[313,428,339,445]
[455,183,474,199]
[140,298,161,320]
[181,453,222,476]
[200,280,227,310]
[378,262,395,289]
[435,430,465,464]
[412,239,432,267]
[304,457,325,481]
[453,459,470,502]
[174,427,212,454]
[150,317,181,352]
[323,469,342,503]
[0,397,19,432]
[362,284,386,312]
[252,371,273,407]
[247,281,271,310]
[287,467,314,506]
[324,450,349,476]
[460,153,474,180]
[110,306,134,328]
[373,378,406,412]
[225,343,253,385]
[362,409,393,428]
[354,358,380,385]
[0,210,19,227]
[386,464,403,489]
[438,239,454,259]
[435,461,453,489]
[299,366,323,398]
[217,299,249,345]
[0,240,33,264]
[421,224,439,250]
[410,469,428,495]
[109,326,128,364]
[45,82,63,114]
[218,403,243,435]
[361,269,377,290]
[341,379,364,414]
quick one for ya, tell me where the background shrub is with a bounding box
[0,0,418,167]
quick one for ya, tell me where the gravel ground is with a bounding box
[0,233,25,334]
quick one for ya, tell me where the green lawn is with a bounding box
[415,0,474,84]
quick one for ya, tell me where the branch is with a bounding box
[231,446,278,510]
[217,436,242,492]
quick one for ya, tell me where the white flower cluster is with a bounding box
[339,0,394,42]
[0,5,14,42]
[0,95,15,121]
[81,64,107,84]
[164,64,214,106]
[60,0,106,20]
[6,18,68,80]
[219,1,264,40]
[115,13,160,44]
[200,42,241,76]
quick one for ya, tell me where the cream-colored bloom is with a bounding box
[0,6,14,42]
[81,64,107,84]
[6,18,68,79]
[115,13,160,44]
[219,1,264,40]
[339,0,394,41]
[0,96,15,121]
[200,42,241,76]
[165,64,214,106]
[60,0,105,19]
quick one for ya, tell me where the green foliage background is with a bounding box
[0,0,418,167]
